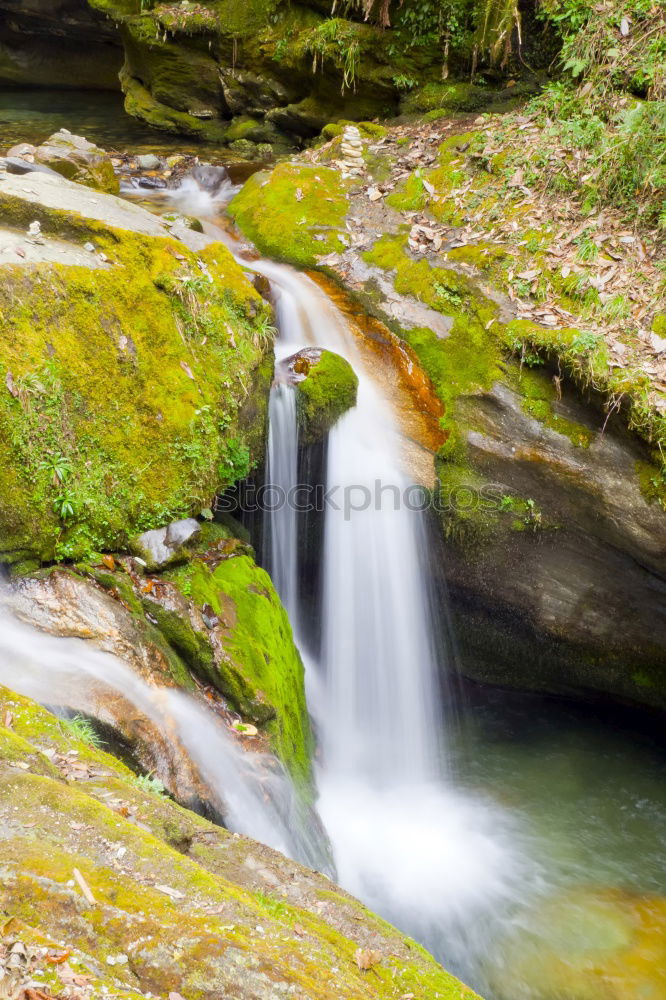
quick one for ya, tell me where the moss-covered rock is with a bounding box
[229,161,351,267]
[0,684,482,1000]
[287,347,359,444]
[33,130,119,194]
[0,174,272,565]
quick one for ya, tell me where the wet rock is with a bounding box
[190,163,230,194]
[0,683,479,1000]
[0,156,64,178]
[136,153,161,170]
[6,142,36,159]
[34,129,119,194]
[130,518,201,572]
[284,348,359,445]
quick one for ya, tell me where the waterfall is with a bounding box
[265,384,299,623]
[254,261,524,969]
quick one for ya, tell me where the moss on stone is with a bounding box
[229,162,350,268]
[166,555,312,786]
[0,634,481,995]
[295,349,359,444]
[0,220,271,565]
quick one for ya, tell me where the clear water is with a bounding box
[0,88,220,155]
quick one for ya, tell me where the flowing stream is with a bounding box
[0,119,664,1000]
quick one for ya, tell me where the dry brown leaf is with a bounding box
[355,948,381,971]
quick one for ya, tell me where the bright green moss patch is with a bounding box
[229,162,351,268]
[167,555,312,786]
[0,226,271,564]
[511,366,594,448]
[295,349,359,444]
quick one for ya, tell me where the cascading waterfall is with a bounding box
[255,261,526,972]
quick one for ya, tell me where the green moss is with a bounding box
[229,162,350,268]
[120,67,229,142]
[0,217,270,564]
[510,366,594,448]
[167,555,311,786]
[295,350,359,444]
[401,81,491,114]
[652,312,666,337]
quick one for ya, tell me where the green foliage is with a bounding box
[61,715,104,748]
[303,19,362,93]
[131,771,167,796]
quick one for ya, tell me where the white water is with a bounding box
[0,607,322,864]
[255,261,530,973]
[265,383,300,623]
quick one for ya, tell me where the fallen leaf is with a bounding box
[46,950,72,965]
[156,884,186,900]
[180,361,195,380]
[355,948,381,971]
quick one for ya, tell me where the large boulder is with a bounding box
[0,167,272,568]
[34,129,119,193]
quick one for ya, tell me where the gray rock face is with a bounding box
[440,379,666,708]
[130,518,201,571]
[1,156,64,178]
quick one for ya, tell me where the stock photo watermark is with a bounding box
[217,481,507,521]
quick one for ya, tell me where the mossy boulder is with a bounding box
[33,130,119,194]
[286,348,359,444]
[0,684,482,1000]
[0,172,273,565]
[164,546,313,786]
[229,161,350,267]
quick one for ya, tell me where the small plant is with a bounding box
[570,330,603,354]
[53,492,76,521]
[38,453,72,485]
[132,772,166,796]
[393,74,418,90]
[253,314,278,347]
[61,714,104,748]
[255,891,288,918]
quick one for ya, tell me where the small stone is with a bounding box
[136,153,161,170]
[84,242,95,253]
